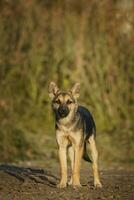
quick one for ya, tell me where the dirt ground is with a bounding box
[0,164,134,200]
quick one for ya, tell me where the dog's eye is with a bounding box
[55,99,61,104]
[66,100,73,104]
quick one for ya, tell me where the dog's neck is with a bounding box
[56,110,81,133]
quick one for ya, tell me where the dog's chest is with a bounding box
[58,124,73,133]
[56,116,83,133]
[56,122,83,144]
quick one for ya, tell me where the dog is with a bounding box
[49,82,102,188]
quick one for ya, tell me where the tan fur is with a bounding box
[88,135,102,187]
[56,128,84,188]
[49,82,102,188]
[72,144,83,187]
[68,146,74,185]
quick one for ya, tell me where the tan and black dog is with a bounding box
[49,82,102,188]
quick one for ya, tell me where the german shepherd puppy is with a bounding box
[49,82,102,188]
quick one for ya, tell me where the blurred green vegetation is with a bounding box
[0,0,133,168]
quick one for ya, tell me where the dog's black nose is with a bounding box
[59,107,67,113]
[58,106,69,117]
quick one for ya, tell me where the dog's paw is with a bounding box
[94,180,102,188]
[57,182,67,188]
[72,183,82,189]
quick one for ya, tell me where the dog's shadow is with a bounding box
[0,164,59,187]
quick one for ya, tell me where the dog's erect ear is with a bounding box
[71,83,80,99]
[48,82,59,100]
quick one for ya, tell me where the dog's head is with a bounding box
[48,82,80,119]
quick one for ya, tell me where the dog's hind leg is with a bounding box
[88,135,102,188]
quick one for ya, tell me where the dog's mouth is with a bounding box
[58,106,69,118]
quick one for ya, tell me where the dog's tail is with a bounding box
[83,142,92,163]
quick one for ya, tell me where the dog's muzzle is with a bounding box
[58,105,69,118]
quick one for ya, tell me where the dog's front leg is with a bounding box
[56,132,68,188]
[57,146,67,188]
[72,144,83,188]
[68,146,74,185]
